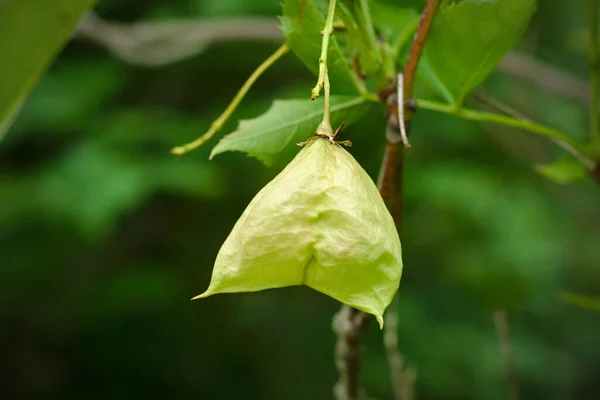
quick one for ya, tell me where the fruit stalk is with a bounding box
[312,0,337,137]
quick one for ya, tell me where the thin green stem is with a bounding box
[417,99,595,169]
[362,91,381,103]
[475,93,529,120]
[379,14,420,92]
[347,0,388,91]
[313,0,337,136]
[357,0,383,65]
[589,0,600,149]
[311,0,337,101]
[171,44,289,156]
[317,73,333,135]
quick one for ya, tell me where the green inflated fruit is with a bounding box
[195,136,402,327]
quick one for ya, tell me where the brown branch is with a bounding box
[387,0,440,127]
[75,12,597,115]
[384,3,440,399]
[384,295,416,400]
[379,113,411,400]
[333,306,370,400]
[403,0,441,107]
[493,310,520,400]
[475,93,529,120]
[333,2,440,400]
[377,125,405,206]
[75,12,282,66]
[497,53,591,107]
[383,0,440,220]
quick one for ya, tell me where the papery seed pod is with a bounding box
[194,136,402,327]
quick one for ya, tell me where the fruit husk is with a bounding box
[194,137,402,327]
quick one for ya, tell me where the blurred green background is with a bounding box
[1,0,600,399]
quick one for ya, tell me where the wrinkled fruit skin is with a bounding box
[195,137,402,327]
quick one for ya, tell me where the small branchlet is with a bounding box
[170,44,289,156]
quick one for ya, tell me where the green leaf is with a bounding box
[421,0,536,106]
[210,96,372,166]
[560,292,600,313]
[0,94,26,143]
[280,0,364,95]
[417,56,456,104]
[535,155,589,184]
[0,109,224,237]
[0,0,96,140]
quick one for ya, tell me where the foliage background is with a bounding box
[1,0,600,399]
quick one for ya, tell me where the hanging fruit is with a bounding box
[194,136,402,327]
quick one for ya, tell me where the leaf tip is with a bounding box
[192,286,216,300]
[191,291,211,301]
[208,146,220,160]
[376,314,384,329]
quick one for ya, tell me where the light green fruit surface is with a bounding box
[195,137,402,327]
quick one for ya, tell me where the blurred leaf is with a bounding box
[564,28,592,56]
[210,96,371,165]
[280,0,364,95]
[10,60,124,135]
[407,161,565,309]
[560,292,600,313]
[0,109,225,236]
[421,0,536,106]
[0,0,96,140]
[535,155,589,184]
[35,142,221,236]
